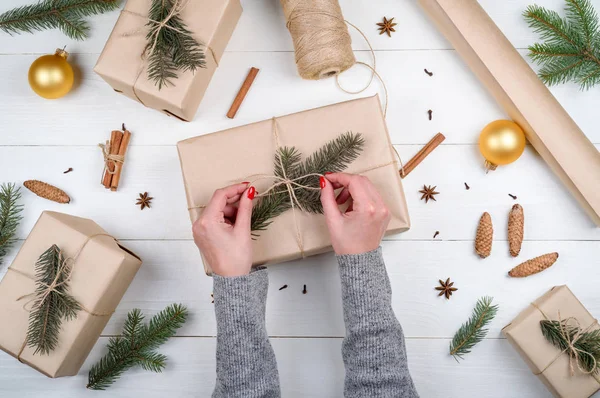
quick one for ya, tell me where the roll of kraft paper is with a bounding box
[418,0,600,226]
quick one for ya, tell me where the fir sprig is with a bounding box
[26,245,81,355]
[87,304,188,390]
[146,0,206,89]
[450,296,499,361]
[0,0,121,40]
[524,0,600,89]
[540,319,600,374]
[0,183,23,266]
[250,132,365,233]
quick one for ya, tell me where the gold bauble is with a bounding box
[28,48,74,99]
[478,120,526,172]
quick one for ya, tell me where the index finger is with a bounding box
[204,183,249,217]
[324,173,370,202]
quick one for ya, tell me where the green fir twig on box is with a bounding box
[87,304,188,390]
[26,245,81,355]
[0,0,121,40]
[0,183,23,267]
[145,0,206,89]
[524,0,600,89]
[449,296,499,361]
[250,132,365,234]
[540,319,600,374]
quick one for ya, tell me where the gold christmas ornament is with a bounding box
[478,120,526,172]
[28,48,74,99]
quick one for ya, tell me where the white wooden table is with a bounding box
[1,0,599,396]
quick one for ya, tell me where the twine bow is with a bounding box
[532,303,600,384]
[7,234,116,362]
[98,141,125,182]
[189,117,401,257]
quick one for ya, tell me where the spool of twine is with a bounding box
[281,0,356,80]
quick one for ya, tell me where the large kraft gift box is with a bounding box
[503,286,600,398]
[418,0,600,226]
[178,95,410,275]
[0,211,142,377]
[94,0,242,121]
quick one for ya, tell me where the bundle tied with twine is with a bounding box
[6,234,116,359]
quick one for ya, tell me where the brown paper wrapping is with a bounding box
[177,95,410,275]
[94,0,242,121]
[418,0,600,226]
[0,211,142,378]
[503,286,600,398]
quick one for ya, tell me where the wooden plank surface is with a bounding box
[0,0,598,396]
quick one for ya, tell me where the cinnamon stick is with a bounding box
[400,133,446,178]
[110,129,131,191]
[227,67,259,119]
[102,130,123,188]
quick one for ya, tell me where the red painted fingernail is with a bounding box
[325,172,332,175]
[247,186,256,199]
[319,176,326,189]
[242,181,250,185]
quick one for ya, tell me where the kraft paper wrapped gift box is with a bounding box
[503,286,600,398]
[0,211,142,378]
[177,95,410,275]
[418,0,600,226]
[94,0,242,121]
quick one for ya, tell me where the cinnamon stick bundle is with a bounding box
[101,125,131,191]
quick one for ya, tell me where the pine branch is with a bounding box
[0,183,23,267]
[540,319,600,374]
[0,0,121,40]
[145,0,205,89]
[250,132,365,233]
[524,0,600,89]
[449,296,498,361]
[87,304,188,390]
[26,245,81,355]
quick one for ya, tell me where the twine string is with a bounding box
[7,234,117,362]
[98,141,125,183]
[531,303,600,383]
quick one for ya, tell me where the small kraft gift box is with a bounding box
[503,286,600,398]
[94,0,242,121]
[177,95,411,275]
[0,211,142,377]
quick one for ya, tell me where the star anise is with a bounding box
[436,278,458,299]
[419,185,439,203]
[377,17,397,37]
[136,192,153,210]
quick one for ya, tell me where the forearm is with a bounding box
[212,268,280,398]
[337,248,419,398]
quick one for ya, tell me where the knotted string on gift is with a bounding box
[98,141,125,182]
[189,117,401,256]
[119,0,218,105]
[7,234,117,362]
[281,0,389,117]
[531,303,600,384]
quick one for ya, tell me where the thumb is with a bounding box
[320,176,341,222]
[235,186,255,233]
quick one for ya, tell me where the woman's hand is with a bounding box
[192,183,255,277]
[319,173,391,255]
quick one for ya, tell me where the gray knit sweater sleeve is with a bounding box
[337,247,419,398]
[212,268,281,398]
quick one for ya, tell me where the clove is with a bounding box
[302,284,307,294]
[464,182,470,190]
[427,110,433,120]
[509,194,517,200]
[424,68,433,76]
[433,231,440,239]
[63,168,73,174]
[279,285,288,291]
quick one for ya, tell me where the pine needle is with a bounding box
[0,183,23,267]
[524,0,600,89]
[250,132,365,233]
[26,245,81,355]
[540,319,600,374]
[87,304,188,390]
[449,296,499,361]
[0,0,121,40]
[146,0,205,89]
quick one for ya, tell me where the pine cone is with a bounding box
[475,212,493,258]
[508,204,524,257]
[508,252,559,278]
[23,180,70,204]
